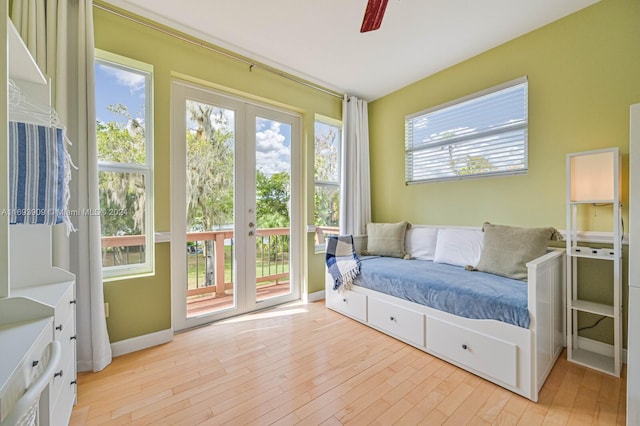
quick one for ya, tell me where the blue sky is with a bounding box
[94,61,147,124]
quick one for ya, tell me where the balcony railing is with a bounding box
[101,228,292,298]
[314,225,339,246]
[101,234,145,266]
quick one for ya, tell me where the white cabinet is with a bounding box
[0,11,77,426]
[12,281,76,426]
[9,226,76,426]
[565,148,622,376]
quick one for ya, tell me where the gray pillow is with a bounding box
[364,221,410,258]
[476,222,561,280]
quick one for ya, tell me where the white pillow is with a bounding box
[433,228,484,267]
[405,227,438,260]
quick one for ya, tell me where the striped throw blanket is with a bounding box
[326,235,360,292]
[9,121,73,233]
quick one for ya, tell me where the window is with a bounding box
[314,117,341,249]
[405,77,528,184]
[95,50,154,278]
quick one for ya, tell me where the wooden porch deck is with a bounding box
[186,282,292,317]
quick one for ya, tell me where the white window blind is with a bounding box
[405,78,528,183]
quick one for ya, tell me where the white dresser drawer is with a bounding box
[50,365,76,426]
[53,285,75,334]
[326,289,367,322]
[368,298,425,347]
[49,315,76,407]
[427,317,517,387]
[58,315,76,375]
[48,351,74,412]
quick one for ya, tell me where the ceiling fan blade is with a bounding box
[360,0,389,33]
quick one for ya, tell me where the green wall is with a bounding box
[368,0,640,346]
[94,3,341,342]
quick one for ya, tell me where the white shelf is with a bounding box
[7,19,46,85]
[569,252,616,260]
[566,148,622,377]
[11,281,74,306]
[569,299,614,317]
[570,348,616,376]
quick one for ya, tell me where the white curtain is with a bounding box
[339,95,371,236]
[12,0,112,372]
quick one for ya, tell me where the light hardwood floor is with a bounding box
[70,301,627,425]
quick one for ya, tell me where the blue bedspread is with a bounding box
[354,256,530,328]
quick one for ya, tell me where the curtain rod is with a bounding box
[93,3,344,99]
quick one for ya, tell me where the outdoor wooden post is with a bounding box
[215,235,226,297]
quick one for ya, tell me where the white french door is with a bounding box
[171,81,301,331]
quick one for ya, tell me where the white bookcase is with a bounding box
[565,147,622,377]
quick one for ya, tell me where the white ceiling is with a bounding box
[103,0,599,101]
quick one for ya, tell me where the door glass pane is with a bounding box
[185,100,236,317]
[255,117,291,301]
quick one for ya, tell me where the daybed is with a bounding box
[325,223,565,402]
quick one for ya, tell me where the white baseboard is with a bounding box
[577,336,628,363]
[307,290,325,302]
[111,328,173,357]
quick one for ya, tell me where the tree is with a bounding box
[185,102,234,287]
[256,170,290,228]
[441,129,496,176]
[456,154,495,175]
[256,169,291,262]
[97,104,147,265]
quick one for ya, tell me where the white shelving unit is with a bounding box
[565,147,622,377]
[0,11,78,425]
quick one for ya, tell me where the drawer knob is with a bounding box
[461,344,468,350]
[342,298,347,303]
[390,316,395,322]
[32,360,39,367]
[70,335,77,341]
[71,380,77,386]
[70,300,77,305]
[56,324,63,331]
[54,370,64,378]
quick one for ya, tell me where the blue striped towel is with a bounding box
[326,235,360,292]
[8,121,73,232]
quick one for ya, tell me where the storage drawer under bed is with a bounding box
[368,298,425,347]
[326,288,367,322]
[426,316,517,387]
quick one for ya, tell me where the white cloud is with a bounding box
[98,64,146,94]
[256,120,290,175]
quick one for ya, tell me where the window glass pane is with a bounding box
[95,51,153,278]
[314,121,340,182]
[99,171,146,267]
[314,185,339,227]
[314,118,341,250]
[406,80,527,183]
[95,61,147,164]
